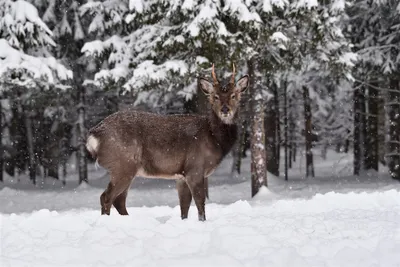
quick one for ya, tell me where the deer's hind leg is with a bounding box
[100,165,136,215]
[112,180,133,215]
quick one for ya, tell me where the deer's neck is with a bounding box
[208,110,238,157]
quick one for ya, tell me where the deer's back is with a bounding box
[90,110,208,145]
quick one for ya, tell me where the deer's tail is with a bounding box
[86,134,100,159]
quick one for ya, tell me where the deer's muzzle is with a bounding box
[221,105,230,115]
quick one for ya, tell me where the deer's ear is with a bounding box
[235,75,249,93]
[199,78,214,95]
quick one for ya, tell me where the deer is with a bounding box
[85,63,249,221]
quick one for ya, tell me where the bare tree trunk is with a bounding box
[360,86,368,170]
[344,129,350,153]
[265,100,278,176]
[378,89,386,165]
[353,82,361,175]
[274,84,281,173]
[251,99,267,196]
[354,83,367,175]
[288,97,295,168]
[387,78,400,180]
[249,60,267,196]
[25,112,36,184]
[231,121,247,174]
[366,83,379,171]
[77,85,88,184]
[0,100,3,182]
[293,140,297,163]
[283,80,288,180]
[302,86,314,177]
[62,162,67,186]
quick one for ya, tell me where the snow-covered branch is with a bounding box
[0,39,72,87]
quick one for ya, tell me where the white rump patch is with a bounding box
[86,135,99,154]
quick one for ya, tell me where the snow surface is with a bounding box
[2,189,400,267]
[1,150,400,266]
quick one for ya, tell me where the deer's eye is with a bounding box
[214,95,220,100]
[231,94,236,100]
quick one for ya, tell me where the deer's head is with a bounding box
[199,63,249,124]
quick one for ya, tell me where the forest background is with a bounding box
[0,0,399,196]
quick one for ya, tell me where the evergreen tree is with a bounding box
[33,0,92,183]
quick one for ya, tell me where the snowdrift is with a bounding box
[1,189,400,267]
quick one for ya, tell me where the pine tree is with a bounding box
[34,0,92,183]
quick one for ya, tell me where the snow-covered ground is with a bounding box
[1,149,400,266]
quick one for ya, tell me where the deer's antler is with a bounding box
[211,63,219,85]
[230,63,236,84]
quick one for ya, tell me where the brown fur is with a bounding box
[86,64,249,221]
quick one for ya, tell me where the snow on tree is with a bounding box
[0,0,72,86]
[81,0,236,109]
[0,39,72,86]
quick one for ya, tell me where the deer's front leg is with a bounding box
[176,179,192,220]
[186,174,206,221]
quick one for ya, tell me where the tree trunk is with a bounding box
[344,129,350,153]
[302,86,314,177]
[366,83,379,171]
[232,109,248,175]
[231,121,247,174]
[387,78,400,180]
[249,60,267,196]
[378,88,386,165]
[274,83,281,174]
[77,85,88,184]
[293,140,297,163]
[354,83,367,175]
[0,100,3,182]
[353,82,361,175]
[24,109,36,185]
[361,86,368,170]
[251,99,267,196]
[265,99,279,176]
[288,97,295,168]
[283,80,288,180]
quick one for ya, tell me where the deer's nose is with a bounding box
[221,105,230,114]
